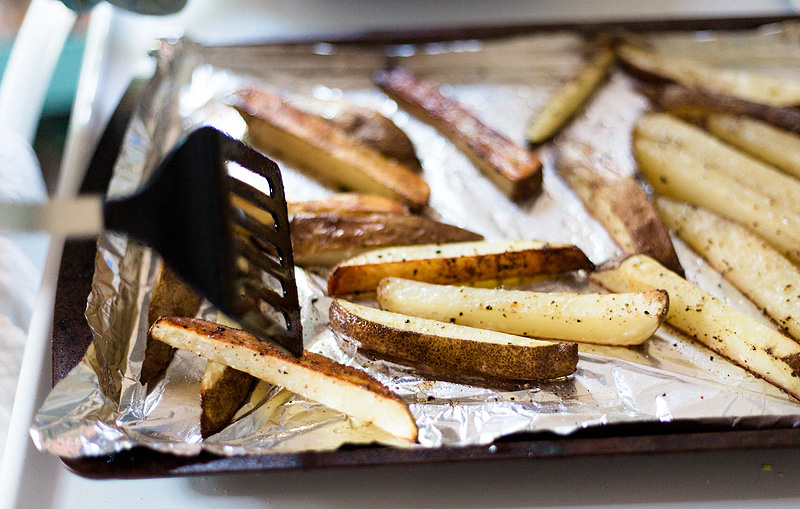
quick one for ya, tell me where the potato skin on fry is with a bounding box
[200,361,255,438]
[330,299,578,382]
[374,67,542,201]
[327,240,594,296]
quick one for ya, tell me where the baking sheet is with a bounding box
[32,21,800,461]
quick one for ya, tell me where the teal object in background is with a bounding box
[0,35,85,117]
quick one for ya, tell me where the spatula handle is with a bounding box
[0,196,104,237]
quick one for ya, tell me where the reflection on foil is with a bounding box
[31,29,800,459]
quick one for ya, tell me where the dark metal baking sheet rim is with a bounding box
[51,14,800,479]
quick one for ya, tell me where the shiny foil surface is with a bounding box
[32,24,800,458]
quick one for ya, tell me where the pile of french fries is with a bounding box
[146,37,800,444]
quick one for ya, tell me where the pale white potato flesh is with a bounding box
[616,42,800,107]
[656,197,800,343]
[633,137,800,265]
[590,255,800,399]
[705,114,800,180]
[376,277,667,346]
[327,239,594,295]
[526,46,615,144]
[151,317,418,442]
[330,299,578,381]
[636,114,800,211]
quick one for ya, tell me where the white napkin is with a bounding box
[0,128,48,458]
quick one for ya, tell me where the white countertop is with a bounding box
[3,1,800,507]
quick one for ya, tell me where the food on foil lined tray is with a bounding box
[31,26,800,459]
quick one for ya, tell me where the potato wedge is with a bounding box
[633,137,800,265]
[656,197,800,344]
[555,141,683,275]
[151,316,418,442]
[617,42,800,107]
[377,277,667,346]
[526,46,615,144]
[200,359,256,438]
[289,97,423,171]
[635,114,800,212]
[287,193,411,216]
[705,114,800,179]
[291,212,482,267]
[140,263,203,386]
[231,87,430,208]
[330,299,578,381]
[327,240,594,296]
[642,83,800,135]
[590,255,800,399]
[374,67,542,201]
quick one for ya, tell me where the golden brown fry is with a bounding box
[590,255,800,400]
[330,299,578,382]
[200,360,256,438]
[526,46,615,144]
[151,316,418,442]
[231,87,430,208]
[374,67,542,201]
[287,193,411,216]
[555,141,683,275]
[327,240,594,296]
[140,263,202,386]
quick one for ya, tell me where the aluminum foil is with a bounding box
[31,25,800,459]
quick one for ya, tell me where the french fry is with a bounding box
[617,42,800,106]
[231,87,430,208]
[590,255,800,399]
[287,193,411,216]
[330,299,578,381]
[140,263,202,387]
[705,114,800,179]
[633,136,800,265]
[327,240,594,296]
[642,83,800,135]
[656,197,800,344]
[526,45,615,144]
[290,212,482,267]
[374,67,542,201]
[555,141,683,275]
[635,114,800,211]
[151,316,418,442]
[376,277,667,346]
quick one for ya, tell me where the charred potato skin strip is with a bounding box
[327,242,594,296]
[329,300,578,382]
[374,67,542,201]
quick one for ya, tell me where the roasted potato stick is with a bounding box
[657,197,800,343]
[330,299,578,381]
[617,42,800,106]
[151,317,418,442]
[643,83,800,135]
[291,213,482,267]
[705,114,800,179]
[231,87,430,208]
[633,137,800,265]
[590,255,800,399]
[636,114,800,211]
[140,263,203,386]
[287,193,411,216]
[556,141,683,275]
[327,240,594,296]
[377,277,667,346]
[526,46,614,144]
[374,67,542,201]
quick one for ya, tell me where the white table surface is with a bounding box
[3,1,800,507]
